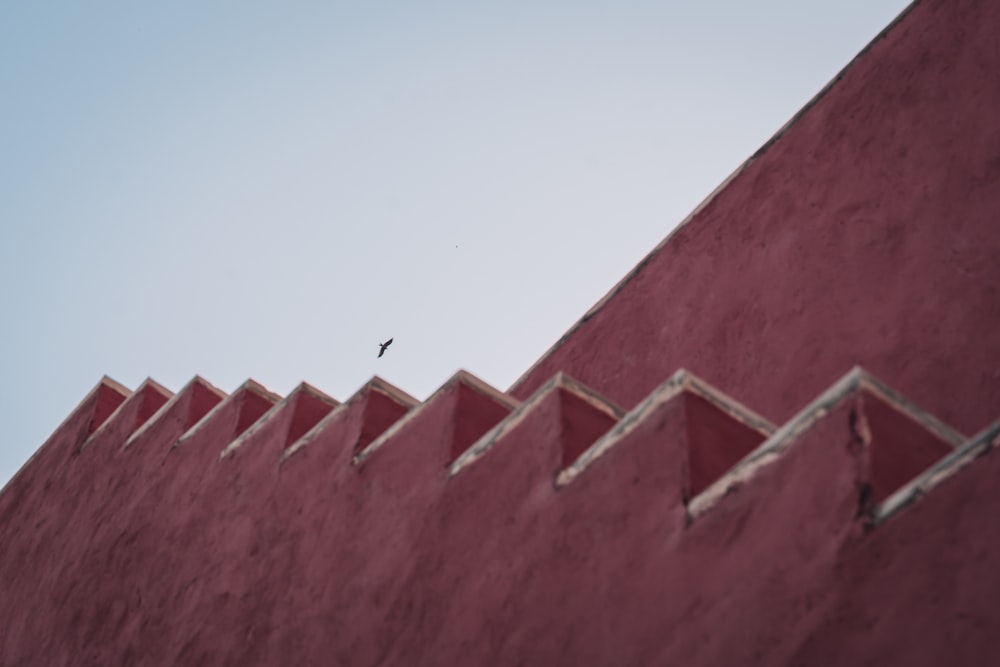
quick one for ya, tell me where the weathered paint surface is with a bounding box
[2,366,997,665]
[3,0,1000,664]
[511,0,1000,439]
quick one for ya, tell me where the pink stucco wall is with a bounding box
[2,0,999,664]
[3,365,995,665]
[511,0,1000,438]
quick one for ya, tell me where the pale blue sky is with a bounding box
[0,1,910,485]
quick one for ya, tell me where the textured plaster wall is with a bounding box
[1,0,999,665]
[512,0,1000,437]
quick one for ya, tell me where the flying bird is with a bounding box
[378,338,393,358]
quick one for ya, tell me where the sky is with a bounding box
[0,0,911,486]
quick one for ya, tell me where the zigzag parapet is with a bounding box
[78,378,171,451]
[557,369,775,497]
[4,0,1000,662]
[175,379,282,450]
[282,375,417,463]
[123,376,227,450]
[0,376,129,505]
[877,414,1000,524]
[220,382,339,460]
[0,360,997,665]
[451,372,623,476]
[688,367,964,521]
[353,370,518,468]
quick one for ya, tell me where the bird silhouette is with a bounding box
[378,338,393,358]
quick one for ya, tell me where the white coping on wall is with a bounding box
[174,379,282,448]
[219,382,339,459]
[281,376,418,463]
[556,369,776,489]
[0,376,133,501]
[124,376,227,450]
[686,367,963,521]
[449,372,623,477]
[875,416,1000,524]
[352,370,519,467]
[80,378,172,452]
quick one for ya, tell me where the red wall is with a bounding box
[2,0,1000,665]
[511,0,1000,438]
[3,368,997,665]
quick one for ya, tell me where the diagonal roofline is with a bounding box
[507,0,924,397]
[0,376,132,501]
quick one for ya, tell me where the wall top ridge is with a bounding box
[79,377,172,452]
[450,371,622,477]
[124,376,227,450]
